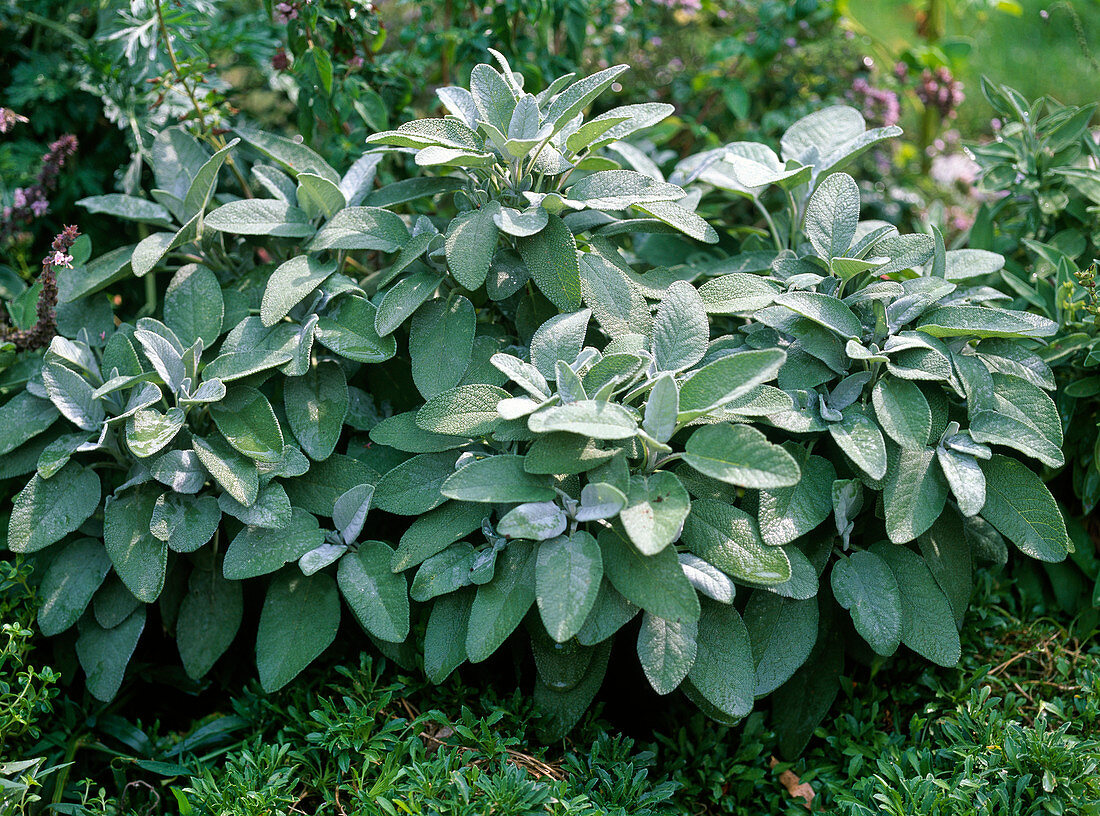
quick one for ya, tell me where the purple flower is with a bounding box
[275,2,298,23]
[30,198,48,217]
[784,37,797,48]
[49,251,72,268]
[12,188,27,208]
[850,78,901,128]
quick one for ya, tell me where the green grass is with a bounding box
[845,0,1100,134]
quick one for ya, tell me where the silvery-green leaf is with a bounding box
[130,213,201,277]
[202,349,294,382]
[804,172,859,259]
[151,449,206,494]
[78,194,174,227]
[180,378,226,406]
[315,296,397,364]
[8,464,101,553]
[192,434,259,507]
[34,432,90,480]
[574,482,628,522]
[569,170,684,210]
[697,272,780,314]
[536,532,603,643]
[490,353,551,399]
[773,291,862,340]
[678,553,735,604]
[0,392,59,457]
[546,64,628,134]
[308,206,409,252]
[441,454,555,503]
[446,202,501,289]
[164,265,223,348]
[530,309,591,380]
[299,542,347,575]
[497,501,567,541]
[637,612,697,696]
[296,172,345,219]
[831,550,901,656]
[677,350,786,422]
[338,542,410,642]
[418,384,510,436]
[149,492,220,553]
[218,482,292,529]
[744,592,819,697]
[619,472,690,555]
[827,405,887,481]
[125,408,185,457]
[284,362,348,462]
[333,483,375,545]
[104,486,167,602]
[411,542,476,602]
[134,328,185,393]
[41,362,104,432]
[372,451,458,516]
[223,507,325,579]
[871,542,960,666]
[497,396,542,420]
[261,256,335,327]
[233,126,339,181]
[209,387,284,464]
[872,378,931,449]
[684,424,800,489]
[978,455,1068,562]
[204,198,314,237]
[683,499,791,585]
[76,606,145,702]
[528,400,637,440]
[633,200,717,243]
[494,205,548,237]
[916,305,1057,339]
[882,444,946,544]
[47,336,100,378]
[255,572,340,692]
[653,281,708,372]
[409,294,476,400]
[516,213,582,311]
[37,538,112,637]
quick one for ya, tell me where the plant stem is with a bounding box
[753,196,783,251]
[155,0,206,134]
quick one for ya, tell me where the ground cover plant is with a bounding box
[5,551,1098,815]
[0,47,1076,761]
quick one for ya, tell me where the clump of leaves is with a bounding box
[0,57,1072,746]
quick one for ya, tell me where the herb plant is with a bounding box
[0,58,1072,745]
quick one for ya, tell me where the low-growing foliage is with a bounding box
[0,558,61,816]
[0,53,1073,747]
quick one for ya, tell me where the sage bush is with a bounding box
[1,55,1072,745]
